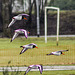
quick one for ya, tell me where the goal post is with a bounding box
[45,6,60,46]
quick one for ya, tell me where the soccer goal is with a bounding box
[44,6,60,46]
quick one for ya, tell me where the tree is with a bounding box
[53,0,75,10]
[2,0,12,37]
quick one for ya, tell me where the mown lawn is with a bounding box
[0,70,75,75]
[0,37,75,66]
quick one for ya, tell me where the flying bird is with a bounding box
[7,14,29,28]
[24,64,43,75]
[10,29,30,42]
[46,50,69,56]
[20,43,38,54]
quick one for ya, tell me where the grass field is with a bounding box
[0,70,75,75]
[0,37,75,66]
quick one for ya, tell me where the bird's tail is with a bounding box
[46,54,50,55]
[10,40,12,42]
[19,52,22,55]
[7,26,9,28]
[24,72,26,75]
[24,73,26,75]
[46,53,52,55]
[20,46,23,48]
[66,50,69,51]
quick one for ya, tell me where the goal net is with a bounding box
[44,6,60,46]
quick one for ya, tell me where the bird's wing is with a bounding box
[46,53,52,55]
[19,14,29,17]
[39,65,43,74]
[11,32,19,42]
[8,19,16,28]
[28,43,37,46]
[24,67,31,75]
[20,48,28,54]
[32,43,37,46]
[28,44,33,46]
[23,31,28,39]
[56,50,69,52]
[46,52,54,55]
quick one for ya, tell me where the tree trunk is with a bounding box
[0,0,3,32]
[28,0,31,23]
[40,0,44,23]
[34,0,37,25]
[49,0,54,6]
[2,0,11,37]
[28,0,35,24]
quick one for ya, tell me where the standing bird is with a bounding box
[20,43,38,54]
[24,64,43,75]
[10,29,30,42]
[7,14,29,28]
[46,50,69,56]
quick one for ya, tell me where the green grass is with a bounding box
[0,37,75,66]
[0,70,75,75]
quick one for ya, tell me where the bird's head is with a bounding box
[61,52,65,55]
[23,17,27,20]
[26,30,30,35]
[22,16,27,20]
[33,45,38,48]
[28,31,30,34]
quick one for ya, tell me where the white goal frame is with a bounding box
[45,6,60,45]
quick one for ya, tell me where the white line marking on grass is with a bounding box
[0,66,75,72]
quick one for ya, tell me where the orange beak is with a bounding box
[35,46,38,48]
[62,53,65,55]
[24,17,27,20]
[28,32,30,34]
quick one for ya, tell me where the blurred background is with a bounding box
[0,0,75,37]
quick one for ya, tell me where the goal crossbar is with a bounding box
[45,6,60,46]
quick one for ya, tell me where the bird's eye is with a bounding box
[33,45,36,48]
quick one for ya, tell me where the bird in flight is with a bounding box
[7,14,29,28]
[20,43,38,54]
[46,50,69,56]
[10,29,30,42]
[24,64,43,75]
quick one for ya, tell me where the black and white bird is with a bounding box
[7,14,29,28]
[10,29,30,42]
[20,43,38,54]
[24,64,43,75]
[46,50,69,56]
